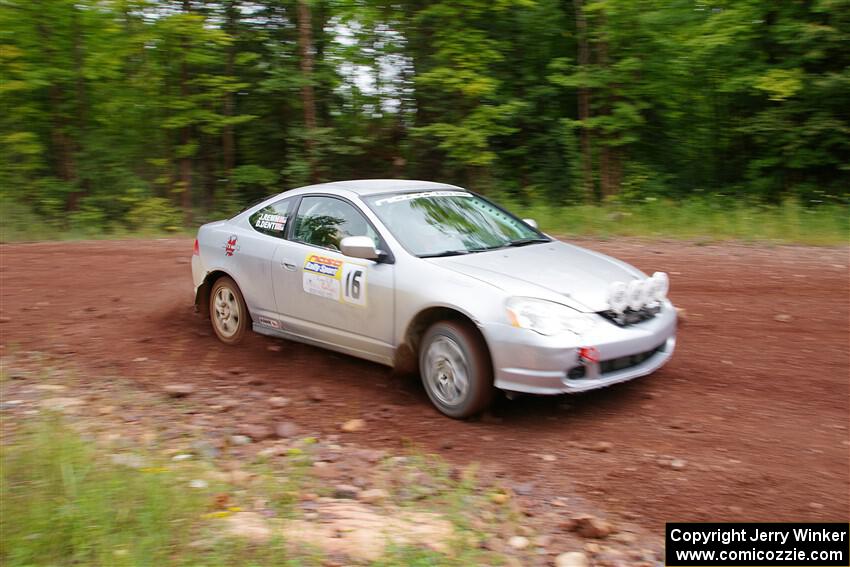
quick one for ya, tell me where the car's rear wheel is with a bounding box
[419,320,494,418]
[209,276,248,345]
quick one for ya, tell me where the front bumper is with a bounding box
[483,302,677,395]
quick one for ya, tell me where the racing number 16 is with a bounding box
[342,264,366,306]
[345,270,361,299]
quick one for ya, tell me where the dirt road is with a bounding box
[1,238,848,528]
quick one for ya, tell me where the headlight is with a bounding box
[506,297,596,336]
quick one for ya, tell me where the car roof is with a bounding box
[282,179,466,197]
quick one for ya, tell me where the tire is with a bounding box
[419,320,494,418]
[209,276,249,345]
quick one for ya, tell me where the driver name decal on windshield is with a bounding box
[373,190,471,206]
[254,213,286,232]
[302,254,367,306]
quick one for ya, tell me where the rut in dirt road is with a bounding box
[1,238,848,529]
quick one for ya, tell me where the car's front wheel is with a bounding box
[419,320,494,418]
[209,276,248,345]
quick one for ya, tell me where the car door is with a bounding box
[271,195,395,364]
[236,196,297,329]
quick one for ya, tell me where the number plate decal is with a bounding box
[301,254,366,306]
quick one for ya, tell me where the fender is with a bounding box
[194,267,244,318]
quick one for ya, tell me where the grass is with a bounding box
[508,198,849,246]
[2,197,846,246]
[0,223,194,244]
[0,197,194,243]
[0,358,514,566]
[0,414,500,566]
[0,415,297,566]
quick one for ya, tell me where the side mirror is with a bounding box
[340,236,379,261]
[523,218,539,230]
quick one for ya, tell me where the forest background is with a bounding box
[1,0,847,243]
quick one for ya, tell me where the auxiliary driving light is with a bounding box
[627,279,647,311]
[650,271,669,301]
[607,281,629,313]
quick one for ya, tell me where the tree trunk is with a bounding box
[222,0,237,193]
[314,0,331,125]
[36,16,76,200]
[298,0,319,183]
[67,4,87,210]
[595,15,619,199]
[600,145,613,198]
[202,132,216,211]
[48,87,75,183]
[180,0,193,223]
[574,0,594,201]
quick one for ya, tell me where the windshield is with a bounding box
[363,190,548,257]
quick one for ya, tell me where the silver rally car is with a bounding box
[192,179,676,418]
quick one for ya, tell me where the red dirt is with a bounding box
[1,238,848,528]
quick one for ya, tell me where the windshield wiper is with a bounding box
[420,244,506,258]
[504,237,550,248]
[419,249,471,258]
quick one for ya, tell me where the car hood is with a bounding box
[431,241,645,312]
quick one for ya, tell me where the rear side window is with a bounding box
[249,197,294,238]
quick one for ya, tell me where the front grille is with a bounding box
[599,344,663,374]
[567,366,587,379]
[566,343,665,380]
[598,303,661,326]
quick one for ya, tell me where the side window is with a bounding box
[292,196,378,251]
[249,198,293,238]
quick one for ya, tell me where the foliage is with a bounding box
[0,416,292,566]
[0,0,847,235]
[507,197,850,246]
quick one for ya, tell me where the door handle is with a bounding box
[281,260,297,271]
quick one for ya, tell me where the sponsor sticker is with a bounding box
[302,254,366,306]
[255,213,287,232]
[578,346,600,364]
[257,316,281,329]
[224,235,239,256]
[373,190,471,206]
[303,254,343,301]
[304,254,343,277]
[303,272,341,301]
